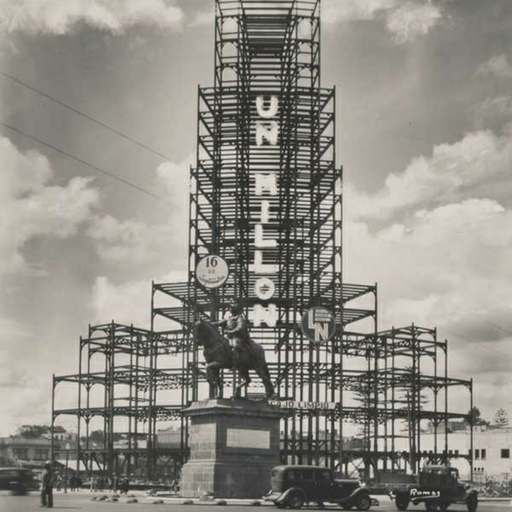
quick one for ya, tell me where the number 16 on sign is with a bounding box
[196,255,229,289]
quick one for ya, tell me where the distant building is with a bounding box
[0,437,51,466]
[400,426,512,481]
[157,428,184,449]
[467,427,511,481]
[0,432,79,468]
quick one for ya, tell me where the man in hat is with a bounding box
[41,461,54,508]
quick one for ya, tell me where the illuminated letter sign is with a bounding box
[251,95,280,325]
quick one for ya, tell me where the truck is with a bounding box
[389,465,478,512]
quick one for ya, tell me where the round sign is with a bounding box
[196,255,229,289]
[300,307,336,344]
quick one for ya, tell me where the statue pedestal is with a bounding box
[180,398,284,498]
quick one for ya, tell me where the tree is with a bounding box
[493,408,509,428]
[14,424,67,438]
[466,406,490,427]
[86,430,123,445]
[15,425,50,438]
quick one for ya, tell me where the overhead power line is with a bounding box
[0,121,167,203]
[0,70,172,162]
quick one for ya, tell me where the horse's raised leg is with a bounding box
[235,366,251,398]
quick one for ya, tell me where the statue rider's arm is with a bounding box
[225,315,246,335]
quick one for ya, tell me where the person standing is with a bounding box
[122,477,129,494]
[41,461,54,508]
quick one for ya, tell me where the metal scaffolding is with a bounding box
[52,0,473,482]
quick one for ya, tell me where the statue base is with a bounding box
[180,398,284,498]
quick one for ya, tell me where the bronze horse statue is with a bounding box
[195,319,276,399]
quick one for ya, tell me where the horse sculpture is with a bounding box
[195,319,276,399]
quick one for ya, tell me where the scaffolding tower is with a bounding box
[52,0,473,482]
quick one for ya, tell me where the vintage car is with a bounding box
[389,466,478,512]
[0,467,35,495]
[265,465,373,510]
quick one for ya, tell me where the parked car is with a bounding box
[389,466,478,512]
[0,467,35,495]
[265,465,373,510]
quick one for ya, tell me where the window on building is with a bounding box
[481,449,486,460]
[35,450,49,461]
[13,449,28,460]
[501,449,510,459]
[455,449,459,455]
[475,449,480,459]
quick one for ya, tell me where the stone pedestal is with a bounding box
[180,398,284,498]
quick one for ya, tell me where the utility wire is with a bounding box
[0,121,167,203]
[0,70,172,162]
[442,327,512,362]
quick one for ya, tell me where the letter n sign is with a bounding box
[300,307,336,344]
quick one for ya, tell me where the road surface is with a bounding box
[0,491,509,512]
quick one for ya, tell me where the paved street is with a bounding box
[0,492,510,512]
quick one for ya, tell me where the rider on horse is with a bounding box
[214,302,250,351]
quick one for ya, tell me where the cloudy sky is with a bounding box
[0,0,511,435]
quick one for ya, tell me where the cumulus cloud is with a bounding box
[473,96,512,131]
[0,317,31,389]
[187,9,214,28]
[155,157,190,214]
[0,136,99,276]
[347,129,512,222]
[91,270,187,328]
[0,316,51,436]
[0,378,52,436]
[344,121,512,417]
[87,214,176,266]
[322,0,398,23]
[91,276,152,327]
[322,0,442,43]
[386,2,442,44]
[86,158,189,269]
[0,0,184,35]
[476,54,512,80]
[87,159,190,326]
[345,197,512,414]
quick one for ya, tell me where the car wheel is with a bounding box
[466,494,478,512]
[287,492,305,510]
[425,501,438,512]
[395,496,409,511]
[356,494,371,511]
[439,502,449,511]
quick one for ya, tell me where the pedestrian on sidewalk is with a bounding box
[40,461,54,508]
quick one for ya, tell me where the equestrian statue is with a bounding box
[195,302,276,399]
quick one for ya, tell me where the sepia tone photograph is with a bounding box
[0,0,511,511]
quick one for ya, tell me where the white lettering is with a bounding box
[255,278,275,301]
[255,173,278,196]
[253,303,278,327]
[251,97,280,323]
[255,224,277,248]
[256,95,279,119]
[249,251,279,274]
[256,121,278,146]
[260,200,271,223]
